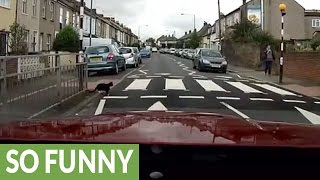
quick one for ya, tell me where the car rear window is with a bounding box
[119,48,132,54]
[201,50,222,57]
[85,46,109,54]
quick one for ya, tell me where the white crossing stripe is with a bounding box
[125,79,151,90]
[220,102,250,119]
[250,98,274,101]
[216,76,232,79]
[104,96,128,99]
[315,102,320,104]
[227,82,264,94]
[217,97,240,100]
[253,84,297,96]
[146,76,161,78]
[165,79,187,90]
[283,100,306,103]
[179,96,205,99]
[141,95,167,99]
[295,107,320,124]
[95,99,106,115]
[196,80,227,92]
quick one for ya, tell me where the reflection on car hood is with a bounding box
[0,112,320,146]
[203,57,225,62]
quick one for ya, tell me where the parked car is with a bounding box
[181,49,189,58]
[140,49,151,58]
[133,47,142,64]
[193,48,227,73]
[170,48,176,54]
[174,49,181,56]
[152,47,158,53]
[178,49,184,57]
[164,48,170,54]
[85,45,126,75]
[159,48,165,53]
[187,49,196,60]
[119,47,140,68]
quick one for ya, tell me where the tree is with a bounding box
[131,42,140,49]
[311,37,320,50]
[189,31,201,49]
[53,25,80,52]
[9,22,28,55]
[146,37,156,47]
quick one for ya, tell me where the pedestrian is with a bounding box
[263,45,275,76]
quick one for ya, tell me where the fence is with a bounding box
[0,53,88,120]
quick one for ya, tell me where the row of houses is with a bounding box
[0,0,139,55]
[157,0,320,49]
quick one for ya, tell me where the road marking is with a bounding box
[192,76,208,79]
[238,79,250,82]
[315,102,320,104]
[104,96,128,99]
[220,102,250,119]
[253,83,298,96]
[216,76,232,79]
[146,76,161,78]
[148,101,168,111]
[95,99,106,115]
[127,75,140,79]
[155,73,171,76]
[169,76,184,79]
[217,97,240,100]
[165,79,187,90]
[214,78,230,81]
[139,70,148,75]
[125,79,151,90]
[295,107,320,124]
[179,96,205,99]
[141,95,167,99]
[227,82,264,94]
[283,100,306,103]
[250,98,274,101]
[196,80,227,92]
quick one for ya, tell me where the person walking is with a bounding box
[263,45,275,76]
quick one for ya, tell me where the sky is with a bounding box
[85,0,320,40]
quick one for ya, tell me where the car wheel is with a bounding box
[221,69,227,73]
[122,62,126,71]
[198,62,203,72]
[193,62,196,69]
[113,63,119,74]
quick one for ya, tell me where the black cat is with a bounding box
[89,82,113,95]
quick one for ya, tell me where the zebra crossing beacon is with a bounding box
[279,3,287,84]
[79,0,85,63]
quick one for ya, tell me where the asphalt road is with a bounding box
[75,53,320,125]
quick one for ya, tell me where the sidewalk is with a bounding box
[228,64,320,98]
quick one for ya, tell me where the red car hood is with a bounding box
[1,112,320,147]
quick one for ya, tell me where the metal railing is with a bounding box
[0,53,88,120]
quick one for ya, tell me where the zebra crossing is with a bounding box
[118,77,301,98]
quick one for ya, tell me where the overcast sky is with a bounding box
[85,0,320,40]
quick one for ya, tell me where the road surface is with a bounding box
[75,53,320,124]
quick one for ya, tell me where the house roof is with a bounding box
[197,23,211,37]
[157,35,178,42]
[305,10,320,16]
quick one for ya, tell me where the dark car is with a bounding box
[193,48,227,73]
[140,49,151,58]
[85,45,126,75]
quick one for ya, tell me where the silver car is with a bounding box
[85,45,126,75]
[193,48,228,73]
[119,47,140,68]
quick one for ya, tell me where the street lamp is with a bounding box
[279,3,286,83]
[181,13,196,31]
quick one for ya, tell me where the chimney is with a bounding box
[189,30,192,34]
[185,32,187,35]
[204,21,207,26]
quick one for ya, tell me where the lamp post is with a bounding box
[181,13,196,31]
[279,3,286,83]
[218,0,222,53]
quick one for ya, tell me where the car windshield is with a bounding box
[201,50,222,57]
[119,48,132,54]
[85,46,109,54]
[1,0,320,156]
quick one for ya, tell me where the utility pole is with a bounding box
[79,0,84,59]
[218,0,222,52]
[89,0,93,46]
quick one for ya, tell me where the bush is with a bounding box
[229,20,275,46]
[9,23,28,55]
[53,25,80,52]
[189,31,201,49]
[310,37,320,51]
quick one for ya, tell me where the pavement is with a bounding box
[45,53,320,125]
[227,64,320,98]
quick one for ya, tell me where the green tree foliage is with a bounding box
[9,22,28,55]
[310,37,320,50]
[189,31,201,49]
[146,37,156,47]
[176,40,184,48]
[131,42,140,49]
[53,25,80,52]
[230,20,274,46]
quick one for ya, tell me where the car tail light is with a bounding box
[107,53,115,61]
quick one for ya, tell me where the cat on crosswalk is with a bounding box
[89,82,113,95]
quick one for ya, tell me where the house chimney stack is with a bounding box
[185,32,187,35]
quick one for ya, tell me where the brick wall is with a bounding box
[284,52,320,82]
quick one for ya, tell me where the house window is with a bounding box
[0,0,11,8]
[59,8,63,24]
[312,19,320,28]
[76,13,79,28]
[49,1,54,20]
[72,13,75,27]
[32,0,37,16]
[42,0,46,18]
[24,30,29,45]
[39,33,43,51]
[32,31,37,52]
[47,34,51,50]
[22,0,27,14]
[65,11,69,25]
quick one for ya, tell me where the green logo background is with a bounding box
[0,144,139,180]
